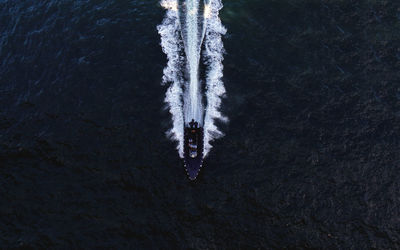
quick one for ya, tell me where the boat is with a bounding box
[184,119,204,180]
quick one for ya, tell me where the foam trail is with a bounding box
[203,0,227,157]
[158,0,226,159]
[157,0,184,157]
[183,0,204,125]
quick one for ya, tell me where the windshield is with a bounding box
[188,137,198,158]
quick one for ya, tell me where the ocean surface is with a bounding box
[1,0,400,248]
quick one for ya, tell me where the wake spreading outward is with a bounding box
[158,0,227,179]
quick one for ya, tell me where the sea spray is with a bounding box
[157,0,185,157]
[203,0,227,157]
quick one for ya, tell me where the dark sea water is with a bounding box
[1,0,400,248]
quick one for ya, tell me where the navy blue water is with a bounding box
[1,0,400,248]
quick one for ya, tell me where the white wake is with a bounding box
[183,0,204,125]
[158,0,226,158]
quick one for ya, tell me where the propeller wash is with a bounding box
[158,0,227,179]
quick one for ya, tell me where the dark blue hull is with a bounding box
[184,125,204,180]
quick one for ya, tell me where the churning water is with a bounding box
[158,0,227,158]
